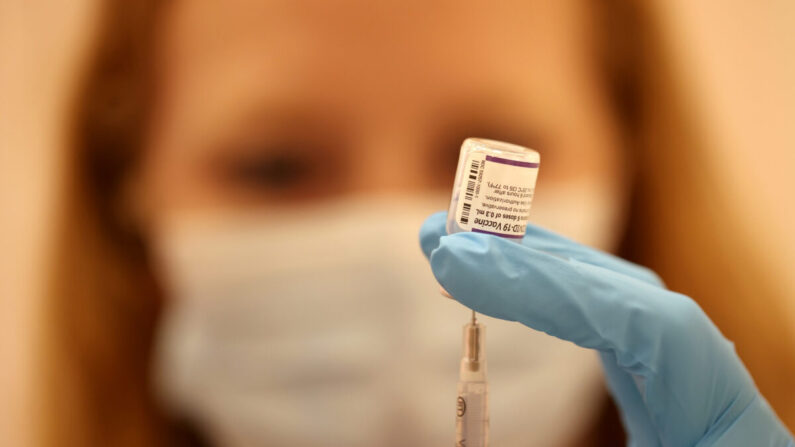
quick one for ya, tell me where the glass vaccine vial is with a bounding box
[446,138,540,239]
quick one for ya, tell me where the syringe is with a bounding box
[455,310,489,447]
[442,138,539,446]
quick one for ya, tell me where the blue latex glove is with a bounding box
[420,212,793,447]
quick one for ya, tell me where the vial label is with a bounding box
[454,153,538,238]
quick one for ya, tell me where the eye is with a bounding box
[213,143,342,203]
[226,150,315,191]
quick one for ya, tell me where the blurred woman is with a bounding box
[40,0,795,446]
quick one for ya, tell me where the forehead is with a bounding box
[155,0,598,120]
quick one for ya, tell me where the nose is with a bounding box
[346,133,439,196]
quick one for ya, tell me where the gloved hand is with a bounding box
[420,211,794,447]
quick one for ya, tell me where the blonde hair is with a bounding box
[41,1,171,446]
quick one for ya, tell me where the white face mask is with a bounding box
[151,192,620,447]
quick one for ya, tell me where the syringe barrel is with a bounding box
[455,380,489,447]
[456,322,489,446]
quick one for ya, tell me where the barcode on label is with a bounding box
[460,203,471,224]
[460,159,480,225]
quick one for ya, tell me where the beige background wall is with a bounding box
[0,1,97,445]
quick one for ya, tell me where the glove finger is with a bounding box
[599,352,662,447]
[429,231,715,372]
[421,212,662,287]
[419,211,448,260]
[431,232,664,351]
[523,223,664,288]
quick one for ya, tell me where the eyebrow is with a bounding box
[429,95,549,152]
[207,97,352,152]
